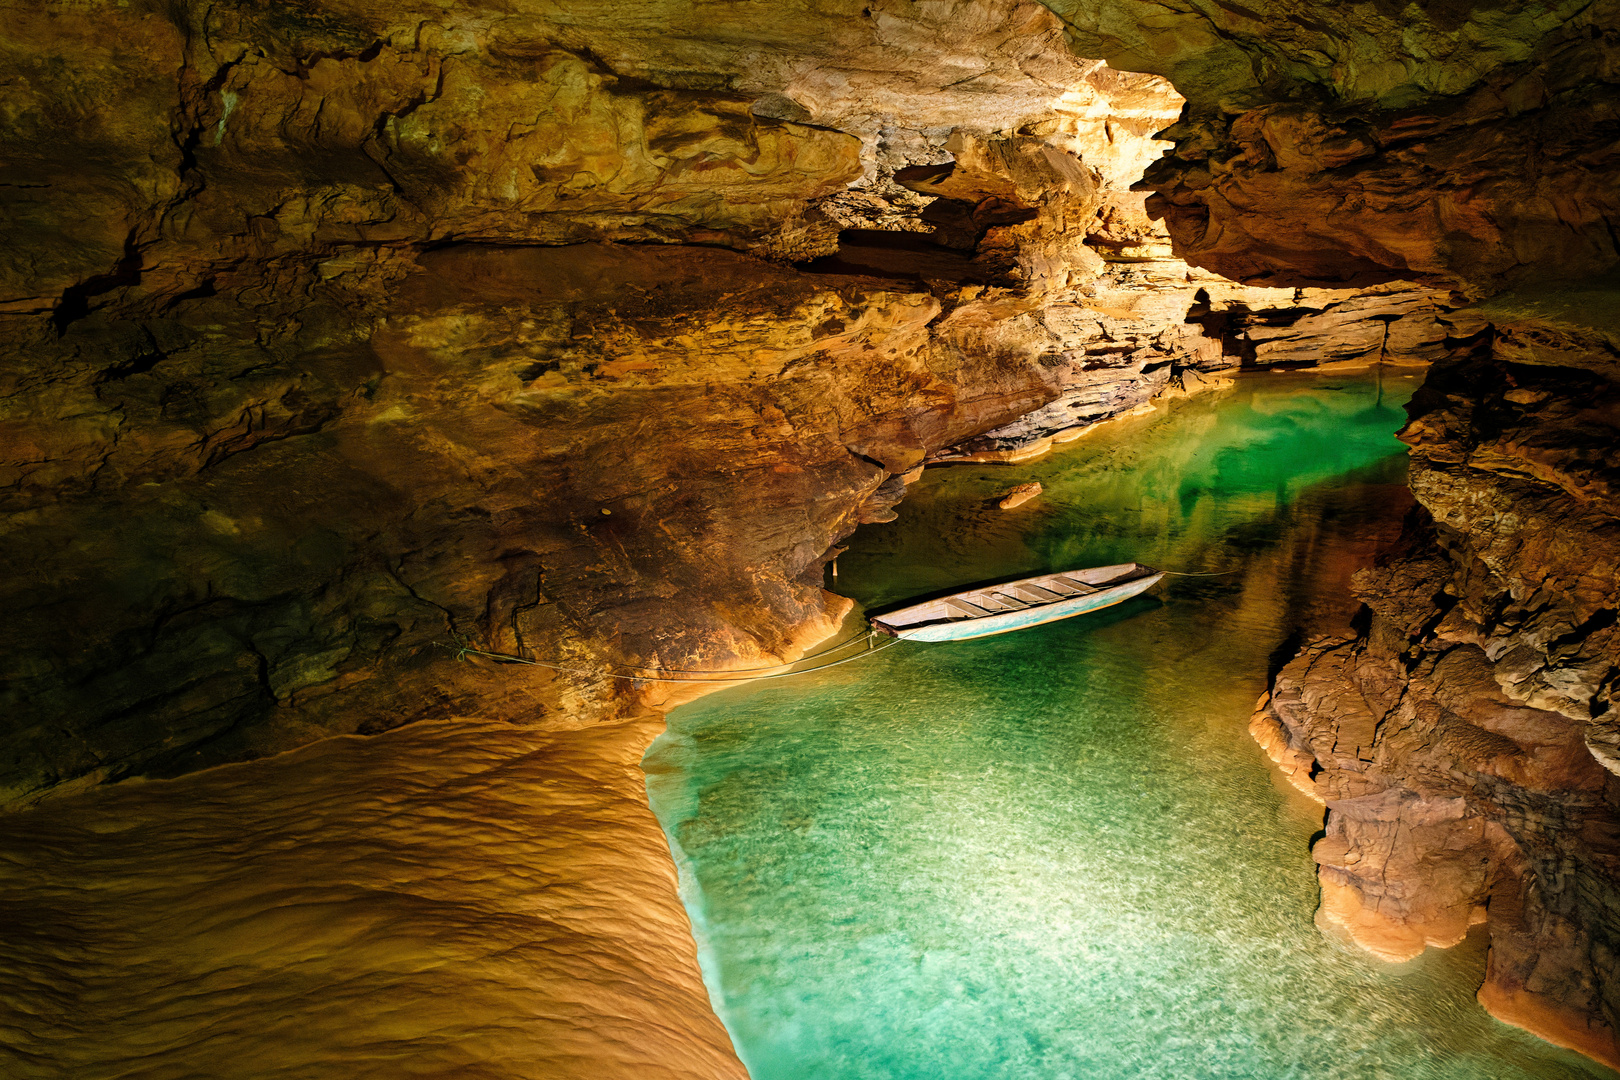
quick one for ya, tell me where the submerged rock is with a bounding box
[997,482,1043,509]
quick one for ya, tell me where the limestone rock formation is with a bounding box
[4,0,1448,804]
[1251,297,1620,1068]
[2,241,1090,803]
[998,482,1043,510]
[1048,0,1620,295]
[932,271,1457,462]
[0,713,751,1080]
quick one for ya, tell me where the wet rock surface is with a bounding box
[0,0,1464,806]
[0,714,747,1080]
[933,271,1461,461]
[1,242,1084,804]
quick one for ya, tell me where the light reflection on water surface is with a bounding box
[646,375,1616,1080]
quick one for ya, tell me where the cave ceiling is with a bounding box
[1,0,1619,1070]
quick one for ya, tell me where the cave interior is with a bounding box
[1,0,1618,1076]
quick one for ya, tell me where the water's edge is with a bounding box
[644,373,1614,1080]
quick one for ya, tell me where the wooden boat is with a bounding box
[869,563,1165,642]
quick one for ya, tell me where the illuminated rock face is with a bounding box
[2,0,1454,804]
[0,0,1165,313]
[1251,294,1620,1068]
[1032,0,1620,1060]
[0,714,751,1080]
[1045,0,1620,296]
[0,0,1175,802]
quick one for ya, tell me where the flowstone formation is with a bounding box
[2,0,1618,1074]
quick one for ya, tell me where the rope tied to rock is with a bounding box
[439,628,903,684]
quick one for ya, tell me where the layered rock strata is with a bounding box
[2,242,1085,803]
[0,0,1182,320]
[1048,0,1620,296]
[0,0,1192,802]
[0,8,1219,1069]
[1,0,1455,804]
[1251,300,1620,1068]
[933,271,1456,462]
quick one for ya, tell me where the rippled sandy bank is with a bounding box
[0,715,745,1080]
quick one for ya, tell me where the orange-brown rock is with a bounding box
[5,0,1620,1074]
[0,242,1086,804]
[0,713,751,1080]
[0,0,1185,322]
[932,267,1460,461]
[1253,295,1620,1069]
[1047,0,1620,295]
[998,482,1043,509]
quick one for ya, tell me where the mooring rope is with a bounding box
[442,565,1233,683]
[445,630,904,684]
[617,626,877,674]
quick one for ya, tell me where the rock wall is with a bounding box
[1047,0,1620,295]
[1,0,1455,804]
[2,0,1179,802]
[1250,296,1620,1068]
[2,239,1088,803]
[934,272,1458,461]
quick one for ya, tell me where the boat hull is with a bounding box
[883,572,1164,642]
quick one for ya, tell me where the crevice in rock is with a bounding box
[51,233,145,336]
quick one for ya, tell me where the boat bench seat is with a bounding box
[1056,576,1100,594]
[945,598,996,618]
[1012,584,1068,602]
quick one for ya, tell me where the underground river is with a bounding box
[2,374,1615,1079]
[645,373,1617,1080]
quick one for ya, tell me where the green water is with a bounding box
[644,375,1614,1080]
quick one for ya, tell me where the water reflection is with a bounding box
[647,375,1613,1080]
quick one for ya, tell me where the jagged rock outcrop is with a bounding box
[1048,0,1620,295]
[1251,298,1620,1068]
[934,270,1459,461]
[1,0,1182,323]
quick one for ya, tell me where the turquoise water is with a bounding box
[644,375,1615,1080]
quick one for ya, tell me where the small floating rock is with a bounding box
[997,482,1042,510]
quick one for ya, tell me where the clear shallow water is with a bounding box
[645,375,1617,1080]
